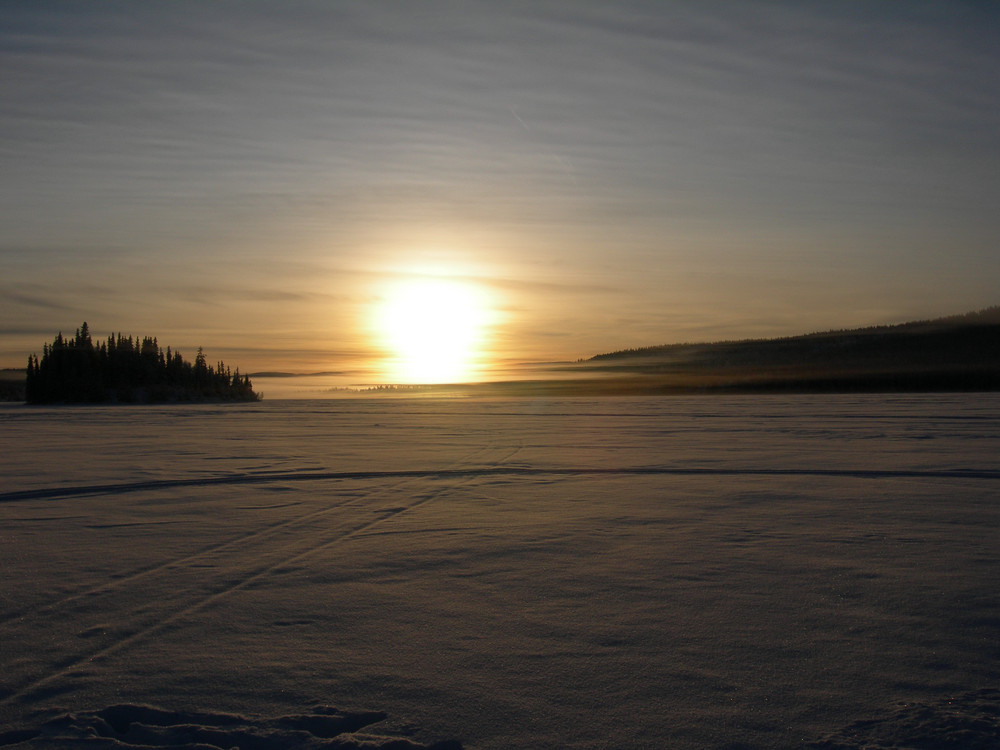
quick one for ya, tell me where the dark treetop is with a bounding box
[25,323,259,404]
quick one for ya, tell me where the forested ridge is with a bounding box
[590,306,1000,362]
[578,306,1000,393]
[25,323,259,404]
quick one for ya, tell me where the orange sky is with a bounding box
[2,2,999,383]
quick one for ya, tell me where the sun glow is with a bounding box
[375,277,493,383]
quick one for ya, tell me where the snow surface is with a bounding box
[1,395,999,749]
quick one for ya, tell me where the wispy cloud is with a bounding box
[2,1,999,368]
[0,287,77,313]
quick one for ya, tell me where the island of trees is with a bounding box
[25,323,259,404]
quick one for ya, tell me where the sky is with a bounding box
[2,1,999,383]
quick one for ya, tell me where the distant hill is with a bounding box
[582,306,1000,393]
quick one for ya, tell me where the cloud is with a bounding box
[0,287,77,313]
[2,2,999,369]
[0,325,66,338]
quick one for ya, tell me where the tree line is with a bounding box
[25,322,259,404]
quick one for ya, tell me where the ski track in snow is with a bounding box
[0,440,523,708]
[0,440,523,627]
[3,465,998,505]
[3,395,999,749]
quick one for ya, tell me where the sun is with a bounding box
[374,277,492,383]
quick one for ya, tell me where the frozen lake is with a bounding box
[2,395,999,748]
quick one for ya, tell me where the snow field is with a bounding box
[1,395,999,748]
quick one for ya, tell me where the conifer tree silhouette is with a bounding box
[25,324,259,404]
